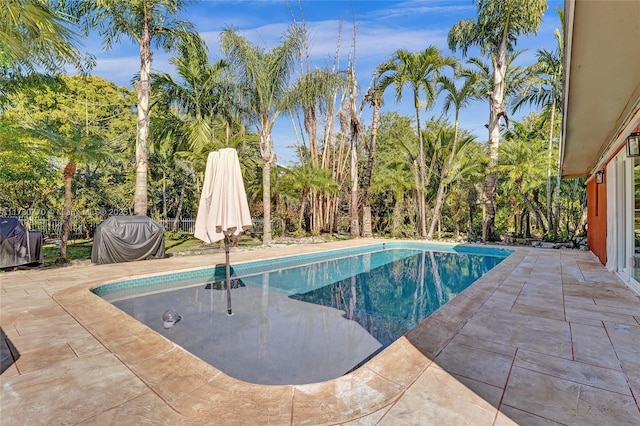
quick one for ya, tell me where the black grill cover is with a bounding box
[91,216,166,264]
[0,218,44,268]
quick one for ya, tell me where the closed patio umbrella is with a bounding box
[194,148,252,315]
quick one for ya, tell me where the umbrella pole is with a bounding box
[225,234,232,315]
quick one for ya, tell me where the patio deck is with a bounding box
[1,240,639,425]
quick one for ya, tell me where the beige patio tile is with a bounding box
[495,405,565,425]
[490,282,524,301]
[582,272,627,284]
[460,308,573,359]
[510,301,565,321]
[481,294,516,311]
[564,294,596,305]
[57,291,126,326]
[525,272,562,284]
[566,298,640,317]
[514,348,630,395]
[292,367,403,425]
[449,332,518,358]
[603,322,640,363]
[68,334,111,358]
[434,338,514,388]
[4,322,91,354]
[14,343,78,374]
[129,346,220,404]
[620,358,640,400]
[520,279,563,293]
[565,306,639,326]
[563,283,629,299]
[341,406,389,425]
[379,365,497,425]
[76,391,186,425]
[502,365,640,425]
[592,297,640,310]
[0,294,61,325]
[449,373,504,407]
[570,322,621,369]
[561,266,587,283]
[405,315,462,360]
[0,352,148,425]
[364,336,431,388]
[83,311,175,364]
[170,374,293,423]
[12,306,80,336]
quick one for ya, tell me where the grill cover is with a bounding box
[0,218,44,268]
[91,216,166,264]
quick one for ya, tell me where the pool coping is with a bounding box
[50,239,525,423]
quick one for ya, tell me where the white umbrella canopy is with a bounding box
[195,148,252,244]
[194,148,252,314]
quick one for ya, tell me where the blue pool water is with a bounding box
[97,243,511,385]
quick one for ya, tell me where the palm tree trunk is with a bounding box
[483,37,509,242]
[414,92,427,237]
[172,178,186,233]
[262,160,272,244]
[546,99,557,237]
[58,162,76,264]
[134,19,151,216]
[361,89,379,207]
[162,171,167,219]
[350,141,359,237]
[428,114,460,238]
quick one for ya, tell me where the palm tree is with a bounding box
[513,7,564,238]
[69,0,200,216]
[30,126,112,263]
[499,119,548,235]
[360,86,383,209]
[427,72,479,238]
[1,0,86,107]
[448,0,547,241]
[152,39,234,154]
[279,164,339,232]
[375,46,456,237]
[220,26,302,244]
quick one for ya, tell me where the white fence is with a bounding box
[7,216,273,239]
[158,218,196,234]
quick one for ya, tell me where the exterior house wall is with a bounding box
[586,178,607,264]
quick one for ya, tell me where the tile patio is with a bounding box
[1,240,639,425]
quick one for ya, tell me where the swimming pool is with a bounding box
[94,243,512,385]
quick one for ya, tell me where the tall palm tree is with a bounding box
[448,0,547,241]
[220,26,302,244]
[375,46,456,237]
[69,0,200,216]
[427,72,479,238]
[513,7,564,238]
[284,67,345,234]
[360,86,383,209]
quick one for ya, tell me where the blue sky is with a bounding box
[83,0,564,164]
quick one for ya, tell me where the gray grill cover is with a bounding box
[0,218,44,268]
[91,216,166,264]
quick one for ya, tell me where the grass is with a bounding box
[43,239,93,266]
[38,232,264,267]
